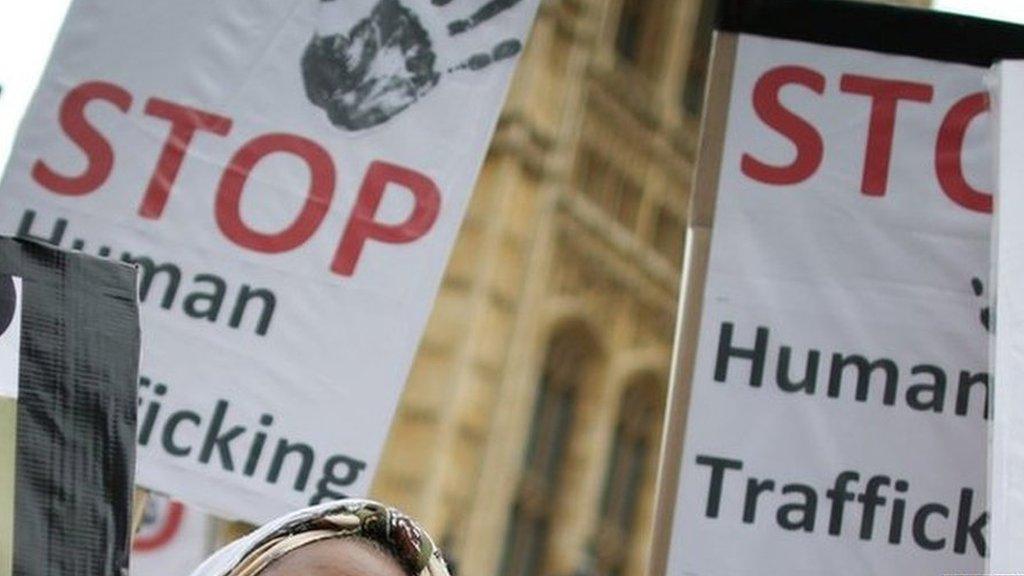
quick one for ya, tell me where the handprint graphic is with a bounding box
[971,276,993,333]
[302,0,526,131]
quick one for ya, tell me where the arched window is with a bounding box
[594,377,664,576]
[614,0,669,78]
[500,326,600,576]
[615,0,646,63]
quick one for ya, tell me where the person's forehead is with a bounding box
[258,538,407,576]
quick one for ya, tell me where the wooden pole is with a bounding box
[646,32,737,576]
[0,396,17,576]
[132,488,151,539]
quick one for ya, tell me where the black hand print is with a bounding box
[971,276,993,334]
[302,0,526,131]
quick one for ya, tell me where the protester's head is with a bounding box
[257,537,404,576]
[188,499,450,576]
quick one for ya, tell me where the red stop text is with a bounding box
[31,80,442,276]
[740,66,991,214]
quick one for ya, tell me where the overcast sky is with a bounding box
[0,0,1022,175]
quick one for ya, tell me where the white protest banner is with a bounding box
[650,2,1024,575]
[0,0,539,523]
[989,60,1024,575]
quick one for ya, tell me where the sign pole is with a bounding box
[647,32,735,576]
[988,60,1024,573]
[0,398,15,576]
[132,488,151,540]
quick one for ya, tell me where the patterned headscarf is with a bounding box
[187,499,450,576]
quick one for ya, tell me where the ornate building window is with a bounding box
[616,178,643,230]
[594,378,664,576]
[500,327,599,576]
[654,207,684,265]
[574,146,644,234]
[614,0,669,79]
[615,0,645,64]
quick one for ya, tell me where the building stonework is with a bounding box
[372,2,693,575]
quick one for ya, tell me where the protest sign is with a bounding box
[650,2,1024,575]
[0,237,140,576]
[989,59,1024,575]
[0,0,539,522]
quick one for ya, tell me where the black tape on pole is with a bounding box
[0,237,140,576]
[715,0,1024,67]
